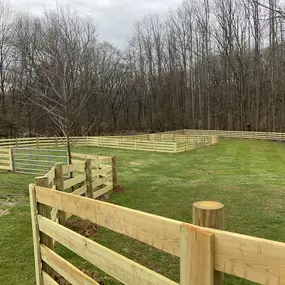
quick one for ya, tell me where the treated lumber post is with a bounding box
[55,163,66,224]
[180,224,214,285]
[29,184,43,285]
[193,201,224,285]
[37,137,40,148]
[112,155,118,187]
[34,178,55,279]
[85,159,93,198]
[8,148,13,171]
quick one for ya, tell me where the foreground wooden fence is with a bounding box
[29,185,285,285]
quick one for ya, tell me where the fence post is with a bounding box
[29,184,43,285]
[34,177,55,279]
[85,159,93,199]
[15,137,18,147]
[192,201,224,285]
[37,137,39,148]
[112,155,118,187]
[180,224,214,285]
[9,148,14,171]
[55,164,66,224]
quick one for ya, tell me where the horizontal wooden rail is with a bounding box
[38,215,178,285]
[41,245,99,285]
[61,161,86,175]
[184,129,285,142]
[42,271,59,285]
[35,185,181,256]
[93,183,113,198]
[63,174,86,190]
[33,186,285,285]
[0,148,12,170]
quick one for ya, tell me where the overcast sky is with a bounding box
[13,0,183,48]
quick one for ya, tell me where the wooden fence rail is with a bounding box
[29,185,285,285]
[0,148,12,170]
[35,153,116,201]
[183,129,285,141]
[34,152,116,228]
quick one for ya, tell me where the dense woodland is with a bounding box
[1,0,285,137]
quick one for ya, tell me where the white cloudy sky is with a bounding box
[13,0,183,48]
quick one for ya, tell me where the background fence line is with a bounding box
[3,128,285,172]
[0,134,219,172]
[182,129,285,141]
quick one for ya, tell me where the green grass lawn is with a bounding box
[1,139,285,285]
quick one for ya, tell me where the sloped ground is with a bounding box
[1,139,285,284]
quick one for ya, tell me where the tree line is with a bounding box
[1,0,285,138]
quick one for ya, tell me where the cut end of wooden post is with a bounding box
[193,200,224,285]
[193,201,224,210]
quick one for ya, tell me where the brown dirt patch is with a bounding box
[65,218,99,238]
[113,184,126,193]
[0,209,9,216]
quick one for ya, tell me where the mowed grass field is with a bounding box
[1,139,285,285]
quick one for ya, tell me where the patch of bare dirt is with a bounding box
[97,193,110,201]
[113,184,126,193]
[0,209,9,216]
[0,194,25,207]
[64,218,99,238]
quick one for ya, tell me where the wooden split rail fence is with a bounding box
[0,148,12,170]
[29,185,285,285]
[182,129,285,141]
[0,134,218,169]
[35,152,116,204]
